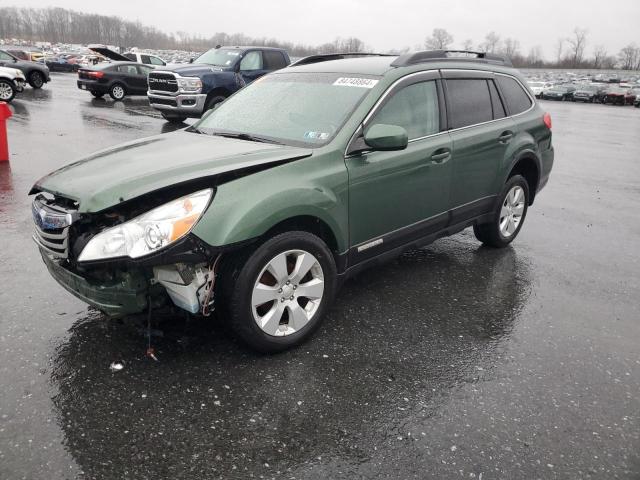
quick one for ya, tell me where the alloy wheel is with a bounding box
[499,186,525,237]
[112,85,124,99]
[251,249,325,337]
[0,81,13,100]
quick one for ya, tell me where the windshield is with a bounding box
[194,72,378,147]
[194,48,242,67]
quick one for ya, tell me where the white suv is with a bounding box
[0,66,26,103]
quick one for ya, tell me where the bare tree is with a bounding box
[482,32,501,53]
[501,38,520,58]
[527,46,543,66]
[592,45,608,69]
[618,43,640,70]
[555,38,564,64]
[424,28,454,50]
[566,27,588,67]
[462,39,474,51]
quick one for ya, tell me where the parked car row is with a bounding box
[533,81,640,106]
[74,45,293,123]
[0,48,50,102]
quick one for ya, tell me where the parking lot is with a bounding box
[1,72,639,479]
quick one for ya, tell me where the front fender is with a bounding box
[191,157,349,252]
[201,71,237,94]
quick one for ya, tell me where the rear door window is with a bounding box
[263,51,288,70]
[445,79,493,129]
[367,80,440,140]
[140,55,152,64]
[496,75,532,115]
[117,64,138,75]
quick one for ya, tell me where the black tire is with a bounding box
[473,175,530,248]
[203,95,226,114]
[27,70,44,89]
[161,112,187,123]
[90,91,104,98]
[109,83,126,101]
[0,79,16,102]
[219,231,337,353]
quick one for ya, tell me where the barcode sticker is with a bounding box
[333,77,379,88]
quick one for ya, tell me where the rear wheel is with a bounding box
[161,112,187,123]
[474,175,529,248]
[109,83,126,101]
[220,231,336,353]
[0,79,16,102]
[28,71,44,89]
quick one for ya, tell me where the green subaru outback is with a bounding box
[31,50,554,352]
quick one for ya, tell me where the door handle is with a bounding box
[430,149,451,164]
[498,131,514,144]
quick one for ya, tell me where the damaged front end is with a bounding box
[32,189,221,318]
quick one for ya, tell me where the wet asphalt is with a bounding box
[0,73,639,479]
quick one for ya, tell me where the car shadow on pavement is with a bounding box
[49,234,533,478]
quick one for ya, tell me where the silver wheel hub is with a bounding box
[499,185,525,237]
[0,83,12,100]
[251,249,324,337]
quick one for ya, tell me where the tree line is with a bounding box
[422,27,640,70]
[1,6,639,69]
[0,6,365,57]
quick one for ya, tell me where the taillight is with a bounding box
[543,112,552,130]
[87,71,104,79]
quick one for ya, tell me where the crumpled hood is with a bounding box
[31,131,312,213]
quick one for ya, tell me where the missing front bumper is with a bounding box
[40,249,149,317]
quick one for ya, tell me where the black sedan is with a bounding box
[77,62,154,100]
[542,85,575,101]
[0,49,50,88]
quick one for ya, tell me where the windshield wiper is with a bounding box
[212,131,284,145]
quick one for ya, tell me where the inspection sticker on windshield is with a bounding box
[333,77,379,88]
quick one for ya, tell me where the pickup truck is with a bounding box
[147,46,290,123]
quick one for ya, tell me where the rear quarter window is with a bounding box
[446,79,493,129]
[496,75,533,115]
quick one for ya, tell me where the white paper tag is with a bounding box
[333,77,379,88]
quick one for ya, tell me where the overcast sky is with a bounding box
[15,0,640,58]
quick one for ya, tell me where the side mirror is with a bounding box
[189,58,194,64]
[364,124,408,151]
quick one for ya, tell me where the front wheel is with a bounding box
[203,95,226,114]
[474,175,529,248]
[91,91,104,98]
[28,71,44,89]
[161,112,187,123]
[220,231,337,353]
[109,83,126,101]
[0,79,16,102]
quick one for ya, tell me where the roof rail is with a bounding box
[391,50,513,68]
[289,52,395,67]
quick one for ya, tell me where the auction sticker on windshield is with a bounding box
[333,77,379,88]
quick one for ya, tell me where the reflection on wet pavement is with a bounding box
[50,238,530,478]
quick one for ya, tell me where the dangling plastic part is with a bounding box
[201,255,222,317]
[145,296,159,361]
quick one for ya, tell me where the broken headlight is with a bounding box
[78,189,212,262]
